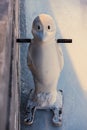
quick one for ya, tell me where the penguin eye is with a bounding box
[38,25,40,30]
[48,25,50,29]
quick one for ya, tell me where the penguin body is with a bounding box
[27,14,64,107]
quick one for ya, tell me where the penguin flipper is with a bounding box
[27,43,37,77]
[56,44,64,71]
[27,44,33,71]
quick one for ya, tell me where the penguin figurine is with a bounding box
[24,14,64,126]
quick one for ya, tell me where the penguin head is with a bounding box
[32,14,56,43]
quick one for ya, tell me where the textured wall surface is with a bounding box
[0,0,20,130]
[20,0,87,130]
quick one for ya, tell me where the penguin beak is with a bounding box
[38,31,47,41]
[42,33,47,41]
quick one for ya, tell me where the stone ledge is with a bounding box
[0,0,20,130]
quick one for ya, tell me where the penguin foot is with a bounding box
[52,107,62,126]
[24,106,36,125]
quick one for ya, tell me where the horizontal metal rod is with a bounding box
[57,39,72,43]
[16,38,31,43]
[16,38,72,43]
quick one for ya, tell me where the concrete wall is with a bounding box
[0,0,20,130]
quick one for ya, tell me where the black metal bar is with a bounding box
[16,38,72,43]
[57,39,72,43]
[16,38,31,43]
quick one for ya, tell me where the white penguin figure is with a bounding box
[25,14,64,126]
